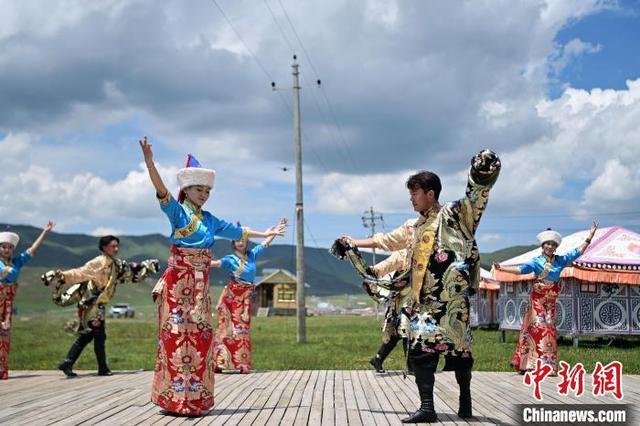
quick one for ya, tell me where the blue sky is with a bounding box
[1,0,639,254]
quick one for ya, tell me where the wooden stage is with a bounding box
[0,370,637,425]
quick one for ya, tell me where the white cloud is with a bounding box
[490,79,640,216]
[90,226,125,236]
[478,233,503,244]
[550,37,603,76]
[0,0,636,245]
[0,133,181,229]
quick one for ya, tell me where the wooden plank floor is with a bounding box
[1,370,638,425]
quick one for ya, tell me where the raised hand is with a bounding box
[472,149,501,174]
[139,136,153,164]
[273,218,288,234]
[44,221,55,232]
[590,220,598,238]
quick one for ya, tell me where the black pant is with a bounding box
[62,321,108,372]
[408,350,474,371]
[376,335,407,362]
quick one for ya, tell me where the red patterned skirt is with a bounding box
[511,280,561,375]
[151,246,215,415]
[0,284,17,380]
[214,278,254,371]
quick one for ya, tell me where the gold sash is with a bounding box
[410,213,439,303]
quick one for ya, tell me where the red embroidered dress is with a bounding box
[0,251,31,380]
[151,194,246,415]
[511,248,580,375]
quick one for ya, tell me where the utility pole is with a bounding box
[292,56,306,344]
[362,206,384,265]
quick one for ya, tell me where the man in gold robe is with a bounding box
[341,150,500,422]
[42,235,158,377]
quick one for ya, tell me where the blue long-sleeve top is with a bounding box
[158,194,247,249]
[0,251,32,285]
[519,248,581,282]
[220,243,266,284]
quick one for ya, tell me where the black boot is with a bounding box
[58,332,93,378]
[94,323,111,376]
[455,369,473,418]
[57,359,78,378]
[369,355,385,373]
[369,337,400,373]
[402,363,437,423]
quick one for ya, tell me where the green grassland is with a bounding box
[7,230,637,374]
[11,315,640,374]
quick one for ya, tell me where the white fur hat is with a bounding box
[0,232,19,247]
[537,229,562,246]
[176,167,216,190]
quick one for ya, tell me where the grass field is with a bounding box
[10,315,640,374]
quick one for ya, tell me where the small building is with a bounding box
[470,268,500,327]
[494,226,640,344]
[253,269,298,316]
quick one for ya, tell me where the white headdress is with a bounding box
[177,167,216,190]
[537,228,562,246]
[0,232,19,247]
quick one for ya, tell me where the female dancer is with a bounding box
[0,221,54,379]
[494,222,597,375]
[140,137,285,415]
[212,218,287,373]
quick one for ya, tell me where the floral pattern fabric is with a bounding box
[0,284,17,380]
[214,279,254,370]
[151,246,215,415]
[511,281,562,375]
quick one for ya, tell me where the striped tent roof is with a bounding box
[494,226,640,284]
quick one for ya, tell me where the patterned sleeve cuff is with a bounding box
[157,192,172,205]
[241,226,249,243]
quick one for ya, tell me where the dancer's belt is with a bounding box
[168,245,211,271]
[230,277,254,288]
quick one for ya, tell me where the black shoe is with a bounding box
[97,370,113,376]
[369,357,385,373]
[458,404,472,419]
[58,362,77,378]
[401,409,438,423]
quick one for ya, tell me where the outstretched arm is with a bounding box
[27,221,54,256]
[210,259,222,269]
[246,225,286,239]
[339,219,414,251]
[261,218,288,247]
[492,262,522,275]
[139,136,170,198]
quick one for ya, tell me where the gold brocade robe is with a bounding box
[51,255,157,333]
[372,156,500,355]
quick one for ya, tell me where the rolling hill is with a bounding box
[3,223,533,315]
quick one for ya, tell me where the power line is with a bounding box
[210,0,275,81]
[267,1,360,178]
[275,0,378,207]
[263,0,296,54]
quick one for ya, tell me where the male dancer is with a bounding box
[339,150,500,422]
[43,235,159,377]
